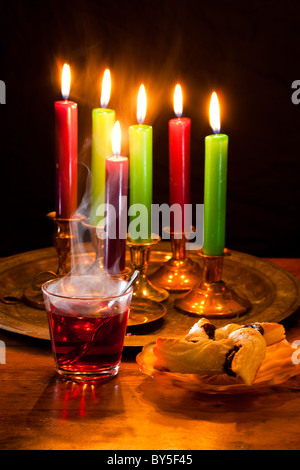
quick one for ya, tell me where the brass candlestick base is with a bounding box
[23,270,58,310]
[175,252,251,318]
[127,236,169,302]
[149,231,201,293]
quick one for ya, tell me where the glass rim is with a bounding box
[41,276,133,302]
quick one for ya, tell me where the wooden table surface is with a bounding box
[0,258,300,451]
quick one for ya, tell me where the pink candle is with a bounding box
[169,84,191,233]
[55,64,78,219]
[104,122,128,275]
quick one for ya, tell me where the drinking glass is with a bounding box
[42,275,133,383]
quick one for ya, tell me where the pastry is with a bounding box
[185,317,286,346]
[252,322,285,346]
[226,328,266,386]
[184,318,216,342]
[153,318,285,385]
[215,321,285,346]
[153,337,234,375]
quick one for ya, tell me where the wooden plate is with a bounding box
[0,244,299,347]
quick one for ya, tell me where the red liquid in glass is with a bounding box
[47,305,129,374]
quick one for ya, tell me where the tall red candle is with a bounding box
[169,84,191,233]
[104,122,128,275]
[55,64,78,219]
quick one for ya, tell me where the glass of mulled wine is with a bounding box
[42,275,133,383]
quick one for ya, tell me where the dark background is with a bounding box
[0,0,299,258]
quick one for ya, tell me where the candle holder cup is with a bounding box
[127,236,169,303]
[149,228,201,293]
[47,211,81,277]
[175,250,251,318]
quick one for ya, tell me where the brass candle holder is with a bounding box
[127,236,169,302]
[149,229,201,293]
[175,250,251,318]
[47,211,79,276]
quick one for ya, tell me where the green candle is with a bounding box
[203,92,228,256]
[90,69,115,226]
[129,85,152,242]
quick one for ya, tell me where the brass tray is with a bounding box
[0,244,299,347]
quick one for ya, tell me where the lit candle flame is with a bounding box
[174,84,183,117]
[101,69,111,108]
[209,92,221,134]
[61,64,71,100]
[112,120,121,156]
[137,84,147,124]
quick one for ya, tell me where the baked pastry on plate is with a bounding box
[153,318,286,386]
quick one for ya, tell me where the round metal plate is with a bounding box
[0,245,299,347]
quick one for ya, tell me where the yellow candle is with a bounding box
[90,69,115,225]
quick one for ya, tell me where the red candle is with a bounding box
[104,122,128,275]
[169,84,191,233]
[55,64,78,219]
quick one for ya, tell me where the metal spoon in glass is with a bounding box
[107,270,138,308]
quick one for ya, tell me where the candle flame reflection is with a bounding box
[174,84,183,117]
[112,120,121,156]
[209,92,221,134]
[101,69,111,108]
[137,84,147,124]
[61,64,71,100]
